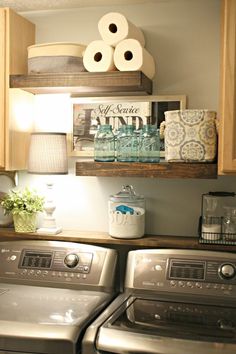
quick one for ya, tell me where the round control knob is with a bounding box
[64,254,79,268]
[220,264,235,279]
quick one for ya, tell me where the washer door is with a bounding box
[96,297,236,354]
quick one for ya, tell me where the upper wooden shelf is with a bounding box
[10,71,152,95]
[75,161,217,179]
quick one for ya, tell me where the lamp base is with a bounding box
[37,226,62,235]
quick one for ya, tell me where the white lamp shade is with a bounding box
[28,132,68,174]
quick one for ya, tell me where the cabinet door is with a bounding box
[6,9,35,171]
[0,9,6,169]
[218,0,236,174]
[1,8,35,171]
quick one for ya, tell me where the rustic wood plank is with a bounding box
[10,71,153,95]
[75,161,217,179]
[0,228,235,251]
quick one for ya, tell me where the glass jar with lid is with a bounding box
[116,125,138,162]
[139,125,160,163]
[108,185,145,239]
[94,124,115,162]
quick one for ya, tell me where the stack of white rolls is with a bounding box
[83,12,156,80]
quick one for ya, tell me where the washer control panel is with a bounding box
[127,249,236,298]
[19,248,93,273]
[0,240,117,289]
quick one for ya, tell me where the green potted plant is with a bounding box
[0,187,44,233]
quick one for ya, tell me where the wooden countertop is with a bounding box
[0,228,235,251]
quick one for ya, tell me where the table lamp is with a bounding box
[28,132,68,234]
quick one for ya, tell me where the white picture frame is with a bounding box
[68,95,187,157]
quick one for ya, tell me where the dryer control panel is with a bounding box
[0,240,117,290]
[125,249,236,299]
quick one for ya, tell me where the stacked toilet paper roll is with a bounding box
[114,38,155,80]
[83,12,155,80]
[82,40,116,72]
[98,12,145,47]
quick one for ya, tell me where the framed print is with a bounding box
[69,95,187,157]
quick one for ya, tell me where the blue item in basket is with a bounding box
[116,205,134,215]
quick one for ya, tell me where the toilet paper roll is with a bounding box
[114,39,155,80]
[83,40,116,72]
[98,12,145,47]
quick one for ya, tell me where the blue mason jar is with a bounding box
[139,125,160,163]
[94,124,115,162]
[116,125,138,162]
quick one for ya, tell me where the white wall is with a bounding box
[2,0,235,237]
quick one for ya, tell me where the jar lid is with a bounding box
[110,185,144,202]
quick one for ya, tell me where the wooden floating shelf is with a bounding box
[75,161,218,179]
[1,229,236,251]
[10,71,152,95]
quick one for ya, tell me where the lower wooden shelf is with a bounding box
[76,161,217,179]
[0,228,235,251]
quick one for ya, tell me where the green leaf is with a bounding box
[1,187,44,215]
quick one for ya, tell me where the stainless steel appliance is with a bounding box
[0,240,117,354]
[83,249,236,354]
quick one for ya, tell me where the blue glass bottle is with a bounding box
[139,125,160,163]
[94,124,115,162]
[116,125,138,162]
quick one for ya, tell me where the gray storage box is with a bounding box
[28,42,86,74]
